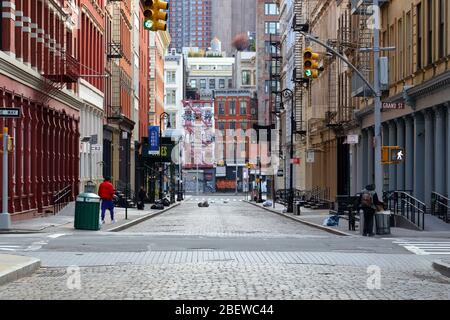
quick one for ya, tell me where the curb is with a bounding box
[432,260,450,278]
[0,229,45,234]
[0,254,41,286]
[108,202,181,232]
[245,201,353,237]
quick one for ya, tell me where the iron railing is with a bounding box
[431,192,450,223]
[392,191,426,230]
[384,190,413,211]
[52,185,72,214]
[275,189,306,205]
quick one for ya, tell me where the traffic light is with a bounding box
[303,47,320,79]
[143,0,169,32]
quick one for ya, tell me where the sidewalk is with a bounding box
[0,254,40,286]
[247,201,450,239]
[7,202,181,233]
[246,201,355,236]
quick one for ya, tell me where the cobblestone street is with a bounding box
[0,263,449,300]
[0,197,449,300]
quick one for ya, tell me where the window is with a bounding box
[240,101,247,115]
[265,22,279,35]
[229,101,236,115]
[229,121,236,130]
[166,71,176,83]
[417,3,423,69]
[265,3,279,15]
[219,79,225,88]
[427,0,433,65]
[251,108,257,115]
[242,70,251,86]
[190,79,197,88]
[228,79,233,88]
[439,0,446,59]
[240,122,247,130]
[398,19,403,80]
[166,89,176,105]
[200,79,206,89]
[218,122,225,131]
[218,101,225,115]
[209,79,215,89]
[406,11,412,75]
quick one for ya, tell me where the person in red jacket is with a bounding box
[98,177,116,224]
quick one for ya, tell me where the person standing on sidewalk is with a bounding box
[359,184,384,236]
[98,177,116,224]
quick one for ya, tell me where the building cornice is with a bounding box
[355,70,450,119]
[407,70,450,99]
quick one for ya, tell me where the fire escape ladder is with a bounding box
[107,1,123,120]
[269,34,282,116]
[326,55,338,128]
[292,0,306,135]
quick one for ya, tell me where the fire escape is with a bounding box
[291,0,308,135]
[348,0,387,100]
[106,0,124,122]
[38,2,81,105]
[325,4,355,133]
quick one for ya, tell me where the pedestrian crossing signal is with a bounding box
[382,146,405,165]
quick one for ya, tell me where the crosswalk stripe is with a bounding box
[395,240,450,255]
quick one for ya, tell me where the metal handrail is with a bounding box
[384,190,413,211]
[431,192,450,223]
[393,191,426,230]
[53,185,72,214]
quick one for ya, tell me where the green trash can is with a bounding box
[74,192,101,230]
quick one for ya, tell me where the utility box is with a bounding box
[380,57,389,91]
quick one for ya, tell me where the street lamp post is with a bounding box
[275,89,295,213]
[159,112,170,200]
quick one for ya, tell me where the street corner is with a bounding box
[107,202,182,232]
[0,254,41,286]
[432,260,450,278]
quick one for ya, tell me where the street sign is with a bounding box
[346,134,359,144]
[382,102,406,110]
[90,134,98,145]
[148,126,160,155]
[90,145,102,152]
[382,146,405,165]
[307,152,314,163]
[277,169,284,177]
[291,158,301,165]
[0,108,20,118]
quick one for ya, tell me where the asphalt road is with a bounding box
[0,196,411,254]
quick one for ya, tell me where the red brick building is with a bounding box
[0,0,82,219]
[214,90,258,192]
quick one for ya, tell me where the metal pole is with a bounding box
[288,92,294,213]
[373,0,383,197]
[0,128,11,229]
[235,141,238,195]
[125,134,128,220]
[89,143,92,182]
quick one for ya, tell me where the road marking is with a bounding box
[47,233,66,239]
[394,240,450,255]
